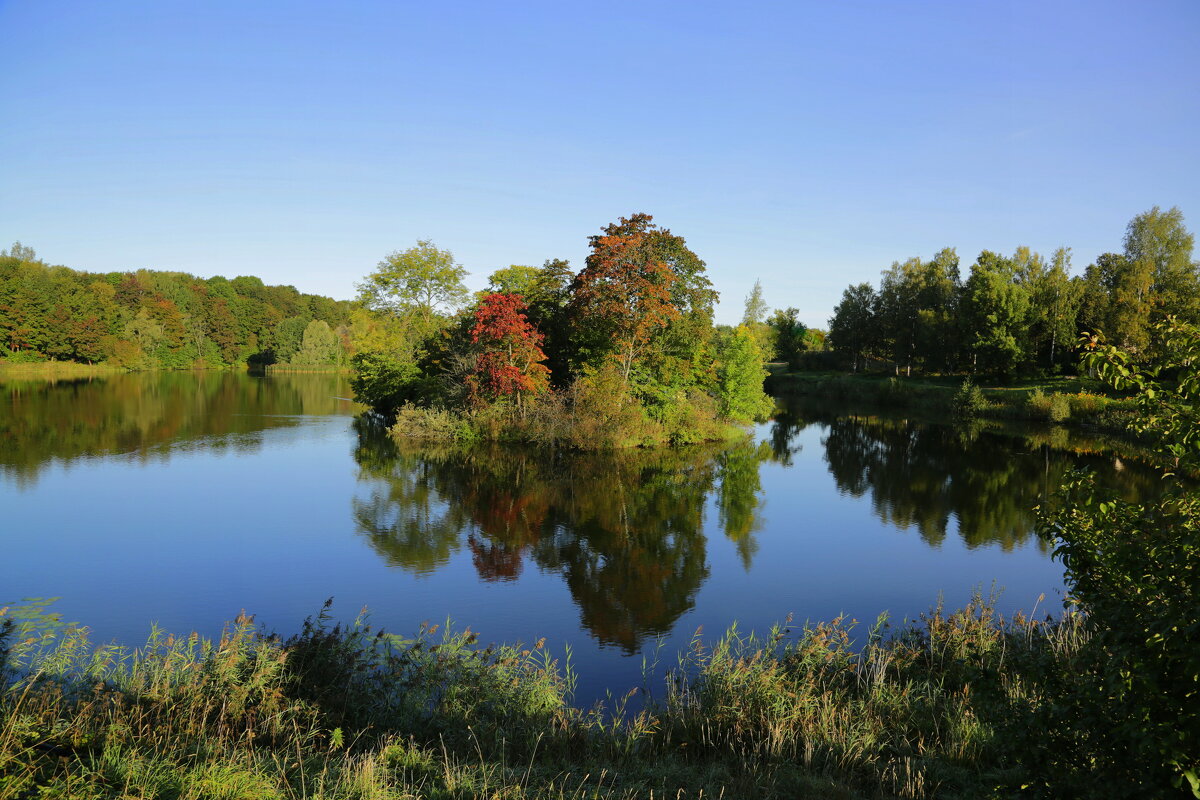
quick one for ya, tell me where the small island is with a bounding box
[349,213,774,448]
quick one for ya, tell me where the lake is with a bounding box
[0,371,1154,704]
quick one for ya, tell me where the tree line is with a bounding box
[825,206,1198,377]
[0,243,354,369]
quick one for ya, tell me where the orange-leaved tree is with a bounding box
[466,292,550,410]
[569,213,681,383]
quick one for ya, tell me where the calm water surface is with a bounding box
[0,372,1154,702]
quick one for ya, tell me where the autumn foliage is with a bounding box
[569,213,681,380]
[466,292,550,405]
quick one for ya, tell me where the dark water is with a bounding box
[0,372,1156,702]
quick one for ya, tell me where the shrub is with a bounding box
[0,350,46,364]
[1067,391,1109,417]
[951,378,986,420]
[390,405,478,443]
[350,352,424,415]
[655,390,726,445]
[1026,389,1071,423]
[1037,318,1200,793]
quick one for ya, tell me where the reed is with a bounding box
[0,595,1109,799]
[0,360,123,383]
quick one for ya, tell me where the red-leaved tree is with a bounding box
[569,213,681,383]
[467,292,551,409]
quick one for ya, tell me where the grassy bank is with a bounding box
[264,364,352,374]
[766,371,1138,432]
[0,595,1149,799]
[0,361,125,382]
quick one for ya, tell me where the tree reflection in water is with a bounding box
[0,371,355,487]
[351,421,771,652]
[351,404,1166,652]
[773,399,1163,553]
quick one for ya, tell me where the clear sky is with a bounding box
[2,0,1198,326]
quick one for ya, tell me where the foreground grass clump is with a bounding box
[1,594,1142,799]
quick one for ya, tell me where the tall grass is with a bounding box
[0,360,123,383]
[2,595,1108,798]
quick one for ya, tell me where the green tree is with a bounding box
[357,240,469,330]
[273,316,309,363]
[715,326,773,423]
[1125,206,1199,324]
[523,258,575,385]
[1026,247,1084,371]
[1080,252,1153,353]
[741,279,768,326]
[485,265,541,296]
[917,247,962,371]
[876,250,960,375]
[766,307,807,369]
[292,319,341,365]
[1,241,38,262]
[740,279,773,359]
[961,251,1030,376]
[121,309,164,368]
[828,282,877,371]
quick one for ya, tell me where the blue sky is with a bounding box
[2,0,1197,325]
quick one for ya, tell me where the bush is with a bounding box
[1067,391,1109,417]
[390,405,479,443]
[350,352,424,415]
[1037,318,1200,794]
[951,378,986,420]
[1026,389,1071,423]
[0,350,46,364]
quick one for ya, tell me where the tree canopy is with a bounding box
[0,246,351,368]
[356,240,468,327]
[825,207,1199,377]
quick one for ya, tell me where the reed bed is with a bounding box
[0,361,123,383]
[1,595,1100,799]
[263,365,352,374]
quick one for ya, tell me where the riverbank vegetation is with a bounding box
[350,215,774,448]
[0,595,1093,800]
[0,360,124,382]
[0,242,354,370]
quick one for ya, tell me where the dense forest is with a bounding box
[824,206,1199,377]
[350,213,775,447]
[0,243,353,369]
